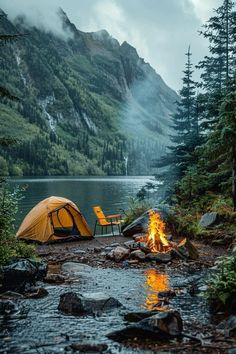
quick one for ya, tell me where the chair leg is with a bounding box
[111,223,114,236]
[118,223,121,235]
[94,221,97,236]
[101,226,103,235]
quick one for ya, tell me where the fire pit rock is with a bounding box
[173,238,199,260]
[58,291,122,315]
[122,208,167,237]
[107,246,130,262]
[107,310,183,342]
[146,251,172,263]
[129,250,146,261]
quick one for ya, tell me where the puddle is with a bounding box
[0,266,209,353]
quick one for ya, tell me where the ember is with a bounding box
[145,210,171,253]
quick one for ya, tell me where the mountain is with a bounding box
[0,9,178,176]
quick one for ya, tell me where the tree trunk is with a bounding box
[232,145,236,211]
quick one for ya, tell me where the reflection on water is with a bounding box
[142,268,169,310]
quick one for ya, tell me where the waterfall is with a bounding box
[124,156,128,176]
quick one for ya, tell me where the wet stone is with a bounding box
[58,291,122,315]
[146,252,172,263]
[25,287,48,299]
[158,290,176,298]
[44,273,67,284]
[61,262,93,276]
[68,342,108,352]
[0,300,18,315]
[0,259,47,292]
[107,310,183,342]
[124,310,159,323]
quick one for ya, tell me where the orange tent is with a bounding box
[16,196,93,243]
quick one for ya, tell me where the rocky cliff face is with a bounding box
[0,9,178,176]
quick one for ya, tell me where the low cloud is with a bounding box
[0,0,222,90]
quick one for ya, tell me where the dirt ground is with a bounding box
[37,233,226,270]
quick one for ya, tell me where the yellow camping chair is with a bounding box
[92,205,124,236]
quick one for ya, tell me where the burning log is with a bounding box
[145,210,172,253]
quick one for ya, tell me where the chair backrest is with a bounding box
[93,206,108,225]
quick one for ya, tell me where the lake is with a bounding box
[9,176,153,230]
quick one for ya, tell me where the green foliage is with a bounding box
[205,247,236,306]
[123,197,153,225]
[0,181,35,266]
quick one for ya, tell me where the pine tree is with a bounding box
[197,0,236,129]
[153,47,199,195]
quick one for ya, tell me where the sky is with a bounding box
[0,0,222,91]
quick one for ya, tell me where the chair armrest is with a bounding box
[106,213,122,219]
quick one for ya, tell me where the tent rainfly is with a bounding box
[16,196,93,243]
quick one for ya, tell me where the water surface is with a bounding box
[9,176,153,228]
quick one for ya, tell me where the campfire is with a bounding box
[107,208,199,264]
[145,210,171,253]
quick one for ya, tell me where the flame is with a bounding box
[142,268,169,310]
[146,210,170,253]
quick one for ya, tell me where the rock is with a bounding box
[217,316,236,338]
[146,252,172,263]
[124,310,159,322]
[0,300,18,315]
[199,212,219,227]
[124,240,139,250]
[61,262,93,276]
[58,292,122,315]
[25,287,48,299]
[174,238,199,260]
[44,273,67,284]
[0,291,24,299]
[107,246,130,262]
[0,259,47,292]
[122,208,167,237]
[93,247,101,253]
[129,250,146,261]
[158,290,176,298]
[68,342,108,352]
[107,310,183,342]
[110,243,121,248]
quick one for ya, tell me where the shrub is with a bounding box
[0,180,36,266]
[123,197,153,226]
[205,247,236,312]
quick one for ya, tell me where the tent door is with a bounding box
[51,207,80,237]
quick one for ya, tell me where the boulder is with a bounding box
[129,250,146,261]
[107,246,130,262]
[122,208,166,237]
[146,252,172,263]
[58,291,122,315]
[68,343,108,352]
[199,212,219,227]
[124,310,159,322]
[0,259,47,292]
[173,238,199,260]
[107,310,183,342]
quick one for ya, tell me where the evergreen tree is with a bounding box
[153,47,199,195]
[197,0,236,129]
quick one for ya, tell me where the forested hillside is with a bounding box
[0,9,178,176]
[141,0,236,235]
